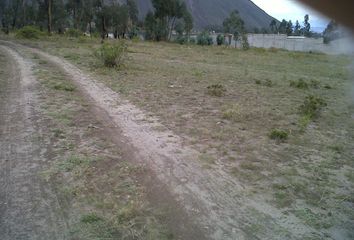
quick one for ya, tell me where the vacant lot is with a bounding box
[4,35,354,239]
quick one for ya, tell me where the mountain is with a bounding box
[133,0,277,30]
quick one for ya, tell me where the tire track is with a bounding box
[0,46,67,240]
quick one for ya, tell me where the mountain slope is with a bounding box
[134,0,277,30]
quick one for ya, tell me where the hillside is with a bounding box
[133,0,277,30]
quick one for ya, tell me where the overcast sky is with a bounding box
[251,0,330,32]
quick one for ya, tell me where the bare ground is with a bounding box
[0,41,333,239]
[0,46,68,239]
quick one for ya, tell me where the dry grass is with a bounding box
[15,35,354,237]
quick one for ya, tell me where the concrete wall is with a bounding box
[237,34,354,55]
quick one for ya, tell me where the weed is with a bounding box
[324,84,332,89]
[255,79,261,85]
[299,95,327,119]
[222,104,244,122]
[274,191,294,208]
[328,145,344,154]
[65,28,82,38]
[290,78,309,89]
[53,82,75,92]
[206,84,226,97]
[16,26,43,39]
[298,114,312,132]
[310,80,320,89]
[239,161,260,171]
[53,128,65,138]
[269,129,288,142]
[81,213,102,223]
[95,41,127,68]
[264,79,273,87]
[58,155,92,172]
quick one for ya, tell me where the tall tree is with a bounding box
[223,10,245,47]
[286,20,293,35]
[278,19,288,34]
[127,0,138,25]
[302,14,311,37]
[269,19,277,33]
[294,20,301,36]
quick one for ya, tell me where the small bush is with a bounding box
[290,78,309,89]
[216,34,225,45]
[324,84,332,89]
[197,32,213,46]
[299,95,327,119]
[95,41,127,68]
[310,80,320,89]
[255,79,261,85]
[175,36,187,45]
[81,213,102,224]
[65,28,82,38]
[264,79,273,87]
[269,129,289,142]
[16,26,43,39]
[53,83,75,92]
[241,34,250,50]
[206,84,226,97]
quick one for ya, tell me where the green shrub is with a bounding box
[290,78,309,89]
[310,80,320,89]
[324,84,332,89]
[206,84,226,97]
[53,83,75,92]
[241,34,250,50]
[95,41,127,68]
[175,36,187,45]
[269,129,289,142]
[299,95,327,119]
[197,32,213,46]
[216,34,225,45]
[65,28,82,38]
[264,79,273,87]
[81,213,102,223]
[255,79,261,85]
[16,26,43,39]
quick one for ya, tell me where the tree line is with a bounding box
[0,0,193,41]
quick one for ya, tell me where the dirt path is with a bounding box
[0,46,67,239]
[0,41,327,239]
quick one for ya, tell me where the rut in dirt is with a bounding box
[0,46,67,240]
[1,41,325,240]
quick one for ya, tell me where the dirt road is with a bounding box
[0,46,67,239]
[0,41,329,239]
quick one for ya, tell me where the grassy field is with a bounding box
[8,35,354,238]
[28,50,174,239]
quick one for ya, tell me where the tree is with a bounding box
[127,0,138,25]
[278,19,287,34]
[223,10,245,46]
[286,20,293,35]
[270,19,277,33]
[323,20,340,43]
[45,0,52,33]
[302,14,311,37]
[182,6,193,40]
[293,20,301,36]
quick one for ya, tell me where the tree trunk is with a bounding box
[47,0,52,34]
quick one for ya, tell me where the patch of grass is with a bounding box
[57,155,92,172]
[290,78,309,89]
[239,161,260,171]
[328,145,344,154]
[299,95,327,119]
[222,104,245,122]
[53,82,75,92]
[81,213,103,224]
[273,191,294,208]
[345,170,354,183]
[16,26,44,39]
[298,114,312,132]
[310,80,320,89]
[199,153,215,165]
[255,79,261,85]
[269,129,289,142]
[294,208,334,230]
[206,84,226,97]
[95,41,127,68]
[53,128,65,138]
[264,79,274,87]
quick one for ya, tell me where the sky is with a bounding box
[251,0,330,32]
